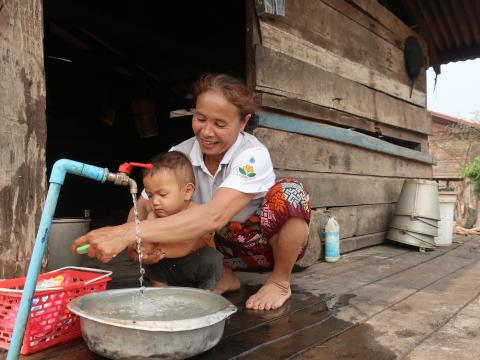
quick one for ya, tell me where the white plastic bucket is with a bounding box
[434,193,457,246]
[47,218,91,271]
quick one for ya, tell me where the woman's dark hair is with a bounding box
[193,73,257,124]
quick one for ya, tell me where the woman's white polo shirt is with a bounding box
[142,132,276,222]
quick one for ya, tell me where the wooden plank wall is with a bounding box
[0,0,46,278]
[248,0,433,255]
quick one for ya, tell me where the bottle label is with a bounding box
[325,231,340,258]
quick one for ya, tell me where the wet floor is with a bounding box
[194,286,395,360]
[17,237,480,360]
[11,285,393,360]
[296,323,397,360]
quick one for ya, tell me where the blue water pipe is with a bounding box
[7,159,109,360]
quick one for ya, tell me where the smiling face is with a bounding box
[143,170,194,218]
[192,90,249,163]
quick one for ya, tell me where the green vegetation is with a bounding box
[463,157,480,195]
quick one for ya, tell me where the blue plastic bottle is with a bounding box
[325,217,340,262]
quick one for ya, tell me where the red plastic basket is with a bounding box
[0,266,111,355]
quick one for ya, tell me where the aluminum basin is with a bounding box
[395,179,440,220]
[387,227,435,249]
[67,287,237,359]
[390,215,439,236]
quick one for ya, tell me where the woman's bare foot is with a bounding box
[245,280,291,310]
[213,267,240,294]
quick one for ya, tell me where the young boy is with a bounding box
[130,151,223,291]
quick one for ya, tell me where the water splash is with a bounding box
[132,193,146,294]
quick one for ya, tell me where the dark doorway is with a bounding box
[43,0,246,225]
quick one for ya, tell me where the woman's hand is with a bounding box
[71,223,133,263]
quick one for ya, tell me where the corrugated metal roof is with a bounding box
[381,0,480,73]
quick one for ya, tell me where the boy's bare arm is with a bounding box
[128,210,201,262]
[129,239,197,263]
[129,227,214,263]
[128,202,216,263]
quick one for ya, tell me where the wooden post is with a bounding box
[0,0,46,278]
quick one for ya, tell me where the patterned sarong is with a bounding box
[215,178,311,271]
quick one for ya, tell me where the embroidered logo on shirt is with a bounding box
[238,164,256,178]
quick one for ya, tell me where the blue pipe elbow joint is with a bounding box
[50,159,108,185]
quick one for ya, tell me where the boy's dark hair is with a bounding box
[142,151,195,186]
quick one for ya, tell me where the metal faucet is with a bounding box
[106,172,137,193]
[107,162,153,194]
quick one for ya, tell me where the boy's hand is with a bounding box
[128,243,166,265]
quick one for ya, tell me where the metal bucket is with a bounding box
[47,217,90,271]
[386,227,436,249]
[395,179,440,220]
[67,287,237,359]
[390,215,439,237]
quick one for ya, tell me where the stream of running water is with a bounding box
[131,193,146,294]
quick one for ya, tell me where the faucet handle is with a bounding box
[118,162,153,174]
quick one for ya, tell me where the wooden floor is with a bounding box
[3,235,480,359]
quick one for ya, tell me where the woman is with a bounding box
[73,74,311,311]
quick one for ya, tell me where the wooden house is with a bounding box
[2,0,480,277]
[429,111,480,227]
